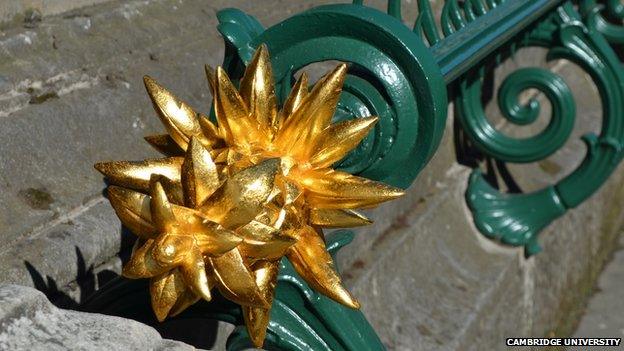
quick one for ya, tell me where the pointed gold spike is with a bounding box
[150,269,185,322]
[123,240,170,278]
[309,116,378,167]
[168,289,200,317]
[286,226,360,309]
[198,114,223,149]
[208,249,269,308]
[191,219,243,256]
[149,179,176,230]
[281,72,309,122]
[275,64,348,158]
[180,251,212,301]
[144,134,185,156]
[301,169,404,209]
[182,138,222,208]
[204,65,216,96]
[309,208,372,228]
[239,44,277,134]
[107,186,156,239]
[237,220,296,259]
[143,76,213,150]
[243,260,280,348]
[277,175,302,206]
[150,174,184,205]
[94,158,183,192]
[214,67,257,148]
[200,158,281,228]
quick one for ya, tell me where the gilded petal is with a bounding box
[94,157,183,193]
[286,226,360,308]
[309,116,378,167]
[107,186,156,239]
[200,158,280,228]
[191,220,242,256]
[275,64,347,158]
[182,138,222,208]
[152,234,193,266]
[150,174,184,205]
[144,134,185,156]
[204,65,216,96]
[168,289,200,317]
[214,67,257,148]
[239,44,277,133]
[281,72,308,122]
[277,175,302,206]
[198,113,223,149]
[150,269,186,322]
[123,239,170,279]
[237,220,296,259]
[208,249,269,308]
[243,260,279,348]
[301,169,404,209]
[180,251,212,301]
[309,208,372,228]
[144,76,214,150]
[149,180,176,231]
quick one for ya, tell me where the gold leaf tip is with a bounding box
[93,162,107,174]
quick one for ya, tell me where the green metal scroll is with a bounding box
[218,4,448,189]
[454,2,624,255]
[580,0,624,44]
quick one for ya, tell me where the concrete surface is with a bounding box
[0,0,622,350]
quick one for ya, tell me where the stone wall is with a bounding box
[0,1,622,350]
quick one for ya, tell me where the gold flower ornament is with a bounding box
[95,44,403,347]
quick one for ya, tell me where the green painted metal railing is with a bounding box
[85,0,624,349]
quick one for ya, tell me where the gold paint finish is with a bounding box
[95,44,403,347]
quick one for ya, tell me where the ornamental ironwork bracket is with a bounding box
[86,0,624,350]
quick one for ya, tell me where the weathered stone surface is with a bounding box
[0,284,196,350]
[573,233,624,343]
[0,0,622,350]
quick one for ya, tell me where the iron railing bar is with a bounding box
[432,0,564,83]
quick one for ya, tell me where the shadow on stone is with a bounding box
[24,246,109,310]
[24,235,225,349]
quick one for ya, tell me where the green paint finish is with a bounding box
[580,0,624,44]
[245,4,448,189]
[215,4,449,189]
[457,67,576,163]
[466,170,566,256]
[457,2,624,255]
[432,0,565,83]
[227,231,385,351]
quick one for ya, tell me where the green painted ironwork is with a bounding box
[580,0,624,44]
[87,0,624,349]
[455,2,624,255]
[218,4,448,189]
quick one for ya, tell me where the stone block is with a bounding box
[0,284,196,350]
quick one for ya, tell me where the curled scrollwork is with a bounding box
[252,4,447,189]
[458,67,576,163]
[580,0,624,44]
[218,4,447,189]
[456,3,624,255]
